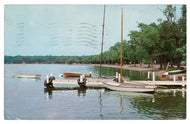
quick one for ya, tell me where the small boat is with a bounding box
[102,81,156,93]
[164,69,186,75]
[52,80,79,89]
[17,74,41,79]
[64,72,91,77]
[44,75,80,89]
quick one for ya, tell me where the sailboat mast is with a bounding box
[99,5,106,77]
[120,8,123,82]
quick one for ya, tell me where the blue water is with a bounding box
[4,64,186,120]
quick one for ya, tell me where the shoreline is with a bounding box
[5,63,186,77]
[79,63,166,77]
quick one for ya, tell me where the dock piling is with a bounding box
[46,75,49,83]
[147,71,150,80]
[173,75,176,82]
[119,73,121,83]
[182,76,185,87]
[80,75,83,82]
[116,72,118,79]
[182,76,185,82]
[152,72,155,81]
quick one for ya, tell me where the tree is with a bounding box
[159,5,186,68]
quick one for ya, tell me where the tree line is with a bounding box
[5,5,186,70]
[4,55,89,64]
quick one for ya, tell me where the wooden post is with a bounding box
[182,76,185,82]
[99,5,106,77]
[152,72,155,81]
[118,73,121,83]
[80,75,83,82]
[120,8,123,82]
[173,75,176,82]
[182,76,185,87]
[148,71,150,80]
[46,75,49,83]
[116,72,118,79]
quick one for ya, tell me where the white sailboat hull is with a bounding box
[52,80,79,88]
[103,82,156,93]
[17,74,41,79]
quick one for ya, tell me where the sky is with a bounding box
[4,4,183,56]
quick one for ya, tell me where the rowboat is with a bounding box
[17,74,41,79]
[102,81,156,93]
[52,79,79,89]
[64,72,91,77]
[44,75,80,89]
[164,69,186,75]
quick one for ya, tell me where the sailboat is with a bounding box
[102,8,157,93]
[102,81,156,93]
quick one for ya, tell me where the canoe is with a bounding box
[17,74,41,79]
[102,82,156,93]
[64,72,91,77]
[164,69,186,75]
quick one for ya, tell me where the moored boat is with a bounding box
[64,72,91,77]
[17,74,41,79]
[44,75,80,89]
[102,81,156,93]
[164,69,186,75]
[52,79,79,89]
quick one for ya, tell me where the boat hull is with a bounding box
[164,70,186,75]
[17,74,41,79]
[52,80,79,89]
[103,82,156,93]
[64,72,91,77]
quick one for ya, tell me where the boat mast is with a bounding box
[120,8,123,82]
[99,5,106,77]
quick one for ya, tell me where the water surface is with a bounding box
[4,64,186,120]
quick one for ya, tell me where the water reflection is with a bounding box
[99,91,104,119]
[44,88,53,100]
[103,90,156,119]
[130,89,186,119]
[5,64,186,119]
[120,96,124,117]
[77,87,87,97]
[94,66,149,80]
[42,87,185,119]
[44,87,89,100]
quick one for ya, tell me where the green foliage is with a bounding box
[4,55,89,64]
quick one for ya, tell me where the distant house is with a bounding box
[22,61,25,64]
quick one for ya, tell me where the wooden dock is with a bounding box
[134,81,186,86]
[52,77,186,88]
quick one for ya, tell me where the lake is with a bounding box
[4,64,186,120]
